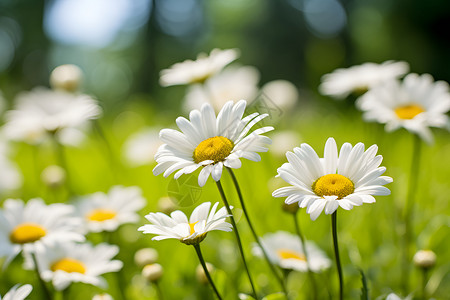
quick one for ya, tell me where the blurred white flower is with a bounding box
[139,202,232,245]
[386,293,412,300]
[260,80,299,111]
[183,66,260,112]
[41,165,66,188]
[413,249,436,269]
[357,73,450,144]
[123,128,162,167]
[134,248,158,267]
[269,130,301,157]
[3,87,102,145]
[319,61,409,99]
[142,263,163,282]
[253,231,331,272]
[273,138,392,220]
[75,186,146,233]
[92,293,113,300]
[27,242,122,291]
[0,284,32,300]
[159,48,239,86]
[153,100,273,187]
[0,199,84,266]
[0,136,22,192]
[50,64,83,93]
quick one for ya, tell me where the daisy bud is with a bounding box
[134,248,158,267]
[50,64,83,92]
[195,262,215,284]
[142,263,163,282]
[413,250,436,269]
[157,197,177,214]
[282,202,299,214]
[92,293,113,300]
[41,165,66,188]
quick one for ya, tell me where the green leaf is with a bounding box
[262,292,286,300]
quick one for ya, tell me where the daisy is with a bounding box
[122,128,162,166]
[159,48,239,86]
[138,202,232,245]
[3,87,102,145]
[75,186,146,233]
[50,64,83,92]
[273,137,392,220]
[183,65,260,112]
[153,100,273,187]
[27,242,123,291]
[319,61,409,99]
[0,198,85,265]
[0,284,32,300]
[356,73,450,144]
[253,231,331,272]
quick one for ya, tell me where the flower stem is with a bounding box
[293,213,318,300]
[226,168,288,297]
[31,252,53,300]
[331,212,343,300]
[193,244,223,300]
[402,134,422,293]
[421,268,428,300]
[216,180,258,299]
[153,281,164,300]
[51,135,74,197]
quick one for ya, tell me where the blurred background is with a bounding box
[1,0,450,110]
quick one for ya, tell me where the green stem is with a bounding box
[293,213,318,300]
[331,212,343,300]
[226,168,288,298]
[402,134,422,293]
[32,252,53,300]
[153,281,164,300]
[193,244,223,300]
[215,180,258,299]
[421,268,428,300]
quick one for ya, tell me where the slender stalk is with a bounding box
[31,252,53,300]
[331,212,343,300]
[402,134,422,293]
[226,168,288,297]
[153,281,164,300]
[193,244,223,300]
[293,213,318,300]
[421,268,428,300]
[215,180,258,299]
[51,134,74,197]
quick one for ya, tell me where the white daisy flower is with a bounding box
[3,87,102,145]
[252,231,331,272]
[273,138,392,220]
[356,73,450,144]
[26,242,123,291]
[75,186,146,233]
[0,199,85,265]
[183,65,260,112]
[269,130,301,157]
[138,202,232,245]
[260,80,299,111]
[0,284,32,300]
[159,48,239,86]
[123,128,162,167]
[319,61,409,99]
[153,100,273,187]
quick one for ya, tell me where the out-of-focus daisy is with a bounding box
[27,242,122,291]
[160,48,239,86]
[138,202,232,245]
[123,128,162,167]
[260,80,299,111]
[357,73,450,144]
[183,65,260,112]
[253,231,331,272]
[269,130,301,157]
[0,199,84,265]
[153,100,273,186]
[273,138,392,220]
[319,61,409,99]
[0,284,32,300]
[3,87,102,145]
[50,64,83,92]
[75,186,146,233]
[92,294,113,300]
[0,136,22,193]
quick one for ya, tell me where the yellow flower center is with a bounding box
[9,223,46,244]
[312,174,355,199]
[51,258,86,274]
[193,136,234,164]
[87,209,117,222]
[189,221,199,235]
[395,104,425,120]
[277,249,306,261]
